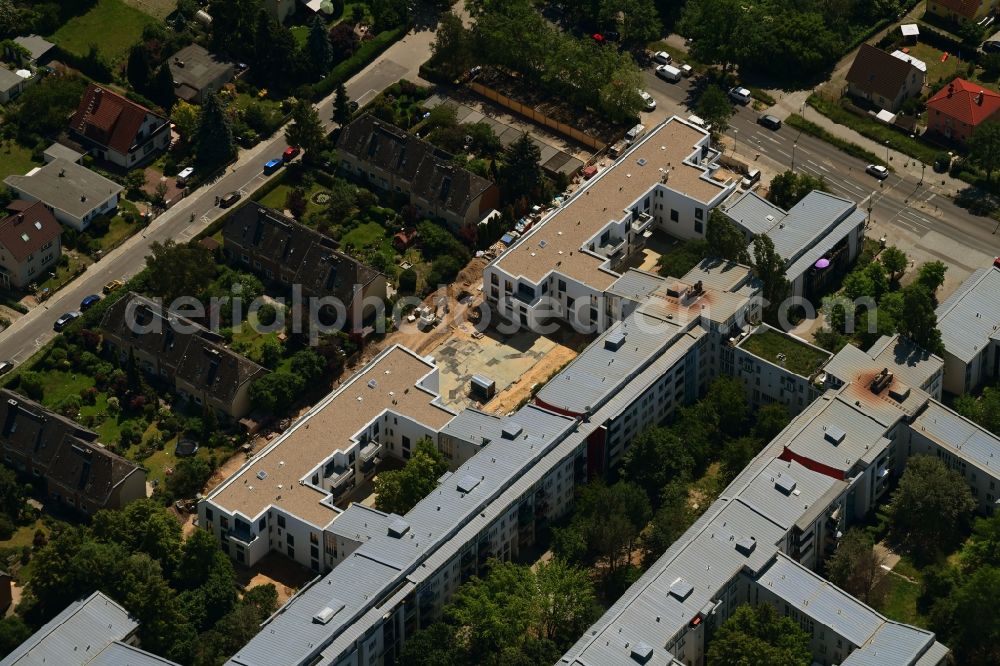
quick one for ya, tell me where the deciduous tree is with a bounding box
[880,246,908,281]
[824,529,886,605]
[971,121,1000,185]
[696,84,735,135]
[374,438,448,514]
[707,603,812,666]
[286,99,326,159]
[706,209,749,262]
[898,283,944,355]
[144,240,216,303]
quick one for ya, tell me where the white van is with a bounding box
[624,124,646,143]
[655,64,682,83]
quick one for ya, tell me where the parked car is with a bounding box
[679,63,694,77]
[866,164,889,180]
[655,64,682,83]
[220,191,242,208]
[686,114,712,132]
[283,146,301,162]
[80,294,101,311]
[652,50,671,64]
[639,91,656,111]
[263,158,283,175]
[624,124,646,143]
[757,114,782,131]
[53,311,81,332]
[0,361,14,376]
[103,279,124,294]
[176,167,194,187]
[729,87,752,105]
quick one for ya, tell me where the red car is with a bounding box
[283,146,301,162]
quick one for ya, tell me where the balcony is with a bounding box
[631,212,654,235]
[227,529,258,547]
[328,465,355,489]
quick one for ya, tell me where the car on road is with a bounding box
[639,91,656,111]
[80,294,101,311]
[655,64,682,83]
[652,50,671,64]
[219,191,242,208]
[176,167,194,187]
[53,311,81,332]
[729,87,752,105]
[264,158,283,175]
[995,256,1000,269]
[103,279,124,294]
[283,146,301,162]
[0,361,14,376]
[866,164,889,180]
[757,114,781,131]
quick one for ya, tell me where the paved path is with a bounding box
[0,27,437,365]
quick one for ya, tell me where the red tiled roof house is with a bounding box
[926,0,996,24]
[69,84,170,169]
[0,201,61,290]
[926,78,1000,144]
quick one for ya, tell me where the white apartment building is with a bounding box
[484,116,738,333]
[935,265,1000,395]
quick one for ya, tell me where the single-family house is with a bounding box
[42,142,83,165]
[69,84,170,168]
[3,158,123,231]
[0,390,147,513]
[12,35,56,65]
[100,293,269,419]
[337,115,501,229]
[167,44,236,103]
[222,203,388,329]
[926,78,1000,143]
[926,0,997,24]
[845,44,925,113]
[0,201,61,289]
[0,67,31,104]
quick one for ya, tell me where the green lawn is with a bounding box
[876,573,926,627]
[0,518,48,551]
[50,0,156,62]
[0,141,42,182]
[39,252,93,293]
[740,328,831,377]
[341,221,386,251]
[91,202,142,253]
[905,43,966,88]
[38,370,95,408]
[230,319,281,363]
[291,25,309,47]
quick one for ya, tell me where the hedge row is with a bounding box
[308,27,408,101]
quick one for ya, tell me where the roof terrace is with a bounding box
[738,325,832,378]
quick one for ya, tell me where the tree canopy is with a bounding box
[374,438,449,515]
[144,240,217,304]
[885,455,976,562]
[196,93,236,169]
[767,170,828,210]
[707,603,811,665]
[824,529,885,605]
[706,210,750,263]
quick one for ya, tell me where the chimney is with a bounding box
[15,213,23,224]
[977,90,985,106]
[59,169,65,177]
[947,83,955,98]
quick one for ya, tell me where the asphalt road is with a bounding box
[0,29,435,366]
[641,69,1000,256]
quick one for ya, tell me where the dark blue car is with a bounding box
[80,294,101,311]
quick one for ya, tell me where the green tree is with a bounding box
[126,43,152,92]
[499,134,544,201]
[0,616,31,656]
[0,465,25,522]
[333,83,351,125]
[897,283,944,355]
[534,558,598,644]
[864,261,889,300]
[954,385,1000,434]
[196,93,236,168]
[622,427,694,504]
[285,99,327,160]
[962,510,1000,571]
[124,169,147,196]
[172,100,201,141]
[721,436,763,481]
[752,234,789,321]
[885,455,976,562]
[144,240,216,303]
[397,622,467,665]
[432,11,474,77]
[880,246,908,281]
[166,457,214,500]
[945,566,1000,665]
[306,15,334,72]
[704,375,749,438]
[90,499,184,574]
[696,84,735,135]
[374,438,448,514]
[752,402,791,441]
[149,63,176,111]
[916,260,947,295]
[18,371,45,400]
[290,349,325,383]
[614,0,663,47]
[249,373,305,412]
[824,529,886,605]
[707,603,811,666]
[641,480,693,566]
[399,267,418,294]
[13,75,88,141]
[208,0,261,57]
[678,0,745,70]
[705,209,749,262]
[970,121,1000,184]
[843,269,875,301]
[766,170,827,209]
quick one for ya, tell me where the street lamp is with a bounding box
[885,140,890,163]
[791,141,798,171]
[732,128,739,157]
